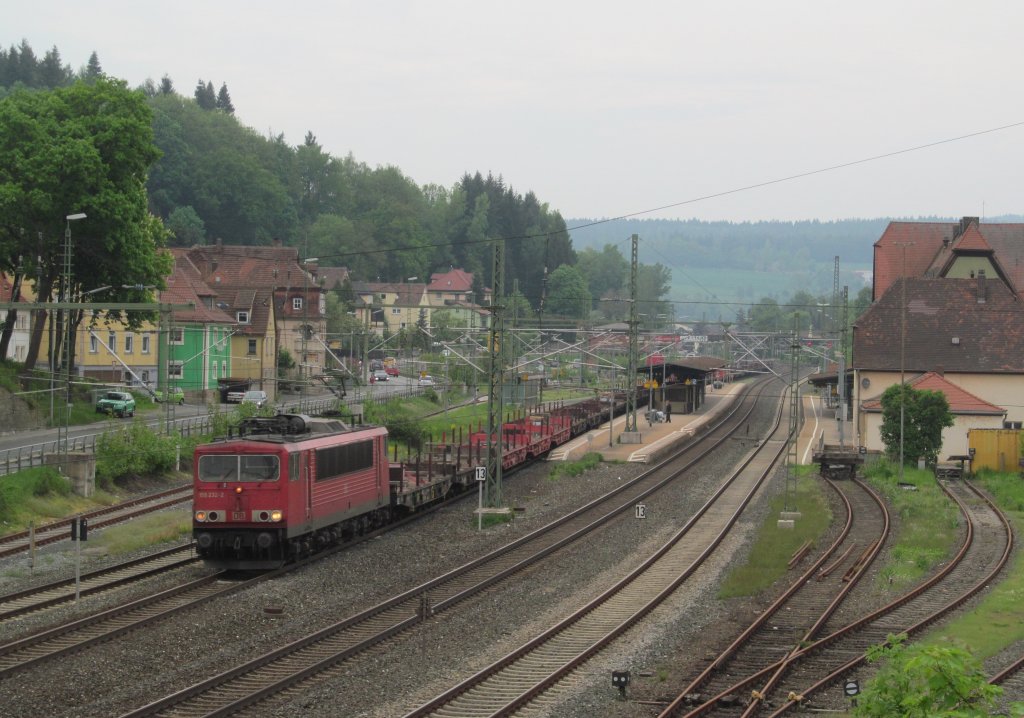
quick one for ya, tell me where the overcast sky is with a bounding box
[13,1,1024,223]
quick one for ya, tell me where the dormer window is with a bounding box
[237,310,250,324]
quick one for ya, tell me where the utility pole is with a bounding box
[625,234,639,433]
[485,240,505,510]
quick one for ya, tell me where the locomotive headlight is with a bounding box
[235,486,243,494]
[270,510,283,522]
[195,511,207,522]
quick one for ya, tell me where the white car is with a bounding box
[241,390,268,408]
[418,376,435,386]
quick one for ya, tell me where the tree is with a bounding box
[854,634,1010,717]
[216,83,234,114]
[83,51,102,81]
[748,297,785,331]
[0,78,173,370]
[158,75,174,95]
[193,79,216,109]
[879,385,954,466]
[576,244,627,300]
[546,264,591,319]
[166,206,205,246]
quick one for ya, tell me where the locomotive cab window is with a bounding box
[198,454,280,482]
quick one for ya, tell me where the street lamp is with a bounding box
[58,212,86,469]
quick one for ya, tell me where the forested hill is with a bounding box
[566,216,1024,272]
[567,217,883,270]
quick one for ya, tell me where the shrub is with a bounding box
[96,422,179,488]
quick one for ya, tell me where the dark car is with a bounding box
[373,370,389,382]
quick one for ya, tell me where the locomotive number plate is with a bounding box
[232,511,245,521]
[198,491,225,498]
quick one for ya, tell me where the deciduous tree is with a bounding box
[879,385,954,466]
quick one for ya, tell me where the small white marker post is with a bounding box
[475,466,486,531]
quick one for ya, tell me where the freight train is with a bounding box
[192,395,630,569]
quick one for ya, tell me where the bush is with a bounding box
[96,422,180,488]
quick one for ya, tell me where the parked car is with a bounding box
[418,375,435,386]
[241,390,268,408]
[96,390,136,418]
[373,370,389,383]
[154,386,185,404]
[385,366,400,377]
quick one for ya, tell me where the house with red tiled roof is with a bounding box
[352,281,431,338]
[852,275,1024,456]
[872,216,1024,301]
[859,371,1005,458]
[424,268,490,334]
[178,241,325,397]
[159,250,236,397]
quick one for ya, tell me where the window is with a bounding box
[293,297,303,311]
[125,334,134,354]
[89,335,98,353]
[391,308,401,315]
[237,310,249,324]
[169,361,183,379]
[247,339,257,355]
[170,327,184,345]
[198,454,281,482]
[1004,421,1022,430]
[108,332,117,353]
[142,334,151,354]
[315,440,374,481]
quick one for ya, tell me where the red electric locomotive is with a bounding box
[192,413,391,569]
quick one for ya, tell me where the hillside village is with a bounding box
[3,214,1024,469]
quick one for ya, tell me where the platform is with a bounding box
[798,391,857,466]
[549,381,746,464]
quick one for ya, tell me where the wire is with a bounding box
[307,120,1024,264]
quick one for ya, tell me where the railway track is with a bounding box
[400,380,793,717]
[0,543,197,621]
[118,378,781,718]
[664,478,1013,717]
[0,484,193,559]
[655,477,889,717]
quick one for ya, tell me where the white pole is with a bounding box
[478,479,483,531]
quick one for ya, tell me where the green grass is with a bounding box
[919,470,1024,660]
[718,466,832,599]
[862,461,960,591]
[0,466,120,533]
[90,509,192,555]
[549,452,603,480]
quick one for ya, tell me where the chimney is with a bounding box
[942,238,950,248]
[956,216,979,238]
[977,269,987,303]
[934,366,944,376]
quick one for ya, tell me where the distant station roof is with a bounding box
[638,354,725,377]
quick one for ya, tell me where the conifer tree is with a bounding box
[194,79,216,109]
[216,82,234,114]
[84,51,102,80]
[159,75,174,95]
